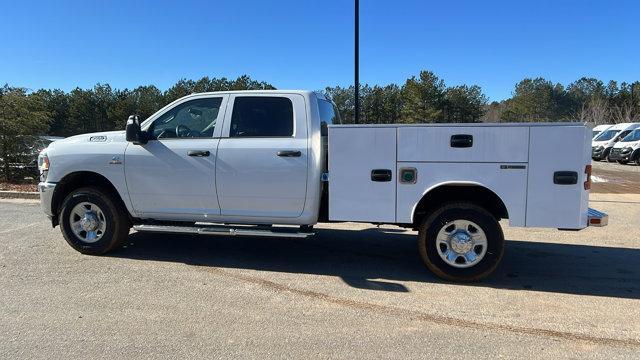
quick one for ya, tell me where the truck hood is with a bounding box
[613,140,640,149]
[47,131,126,150]
[592,139,613,148]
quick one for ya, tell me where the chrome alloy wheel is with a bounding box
[69,202,107,243]
[435,220,487,268]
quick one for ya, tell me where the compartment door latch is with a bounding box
[553,171,578,185]
[371,169,392,182]
[450,134,473,148]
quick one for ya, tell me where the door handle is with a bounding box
[553,171,578,185]
[451,134,473,148]
[277,150,302,157]
[188,150,210,157]
[371,169,392,182]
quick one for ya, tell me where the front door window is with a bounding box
[150,97,223,139]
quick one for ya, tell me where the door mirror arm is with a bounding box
[126,115,148,145]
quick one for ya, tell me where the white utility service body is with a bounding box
[37,90,607,281]
[329,123,592,229]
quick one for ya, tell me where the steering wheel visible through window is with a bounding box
[151,97,223,139]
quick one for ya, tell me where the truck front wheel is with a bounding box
[418,202,504,282]
[59,187,130,255]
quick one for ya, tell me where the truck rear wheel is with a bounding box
[59,187,130,255]
[418,202,504,282]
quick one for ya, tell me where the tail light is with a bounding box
[584,165,592,190]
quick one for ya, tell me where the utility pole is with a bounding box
[631,83,635,121]
[354,0,360,124]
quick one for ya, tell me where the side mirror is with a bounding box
[126,115,147,144]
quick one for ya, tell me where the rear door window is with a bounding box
[230,97,293,137]
[318,99,341,135]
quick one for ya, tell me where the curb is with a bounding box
[0,191,40,200]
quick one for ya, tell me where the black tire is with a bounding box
[418,202,504,282]
[59,187,130,255]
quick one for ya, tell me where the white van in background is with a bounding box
[591,124,613,139]
[609,128,640,165]
[592,123,640,161]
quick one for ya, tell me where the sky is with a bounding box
[0,0,639,101]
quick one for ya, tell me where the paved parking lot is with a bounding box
[592,160,640,194]
[1,191,639,359]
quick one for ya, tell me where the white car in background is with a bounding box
[592,123,640,161]
[608,129,640,165]
[591,124,612,139]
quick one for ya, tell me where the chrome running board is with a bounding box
[133,224,314,238]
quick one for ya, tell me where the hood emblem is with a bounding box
[90,135,107,142]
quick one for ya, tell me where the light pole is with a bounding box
[354,0,360,124]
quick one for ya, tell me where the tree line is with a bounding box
[2,71,639,140]
[0,75,274,180]
[486,77,640,124]
[2,70,639,181]
[328,73,640,125]
[0,75,275,138]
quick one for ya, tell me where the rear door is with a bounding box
[216,94,308,218]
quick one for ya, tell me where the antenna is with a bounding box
[354,0,360,124]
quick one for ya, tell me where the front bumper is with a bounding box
[591,146,610,160]
[38,182,56,217]
[588,207,608,227]
[607,148,633,161]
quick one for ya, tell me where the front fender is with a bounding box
[45,139,133,215]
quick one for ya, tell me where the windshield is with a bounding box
[594,129,619,141]
[592,130,601,139]
[621,129,640,142]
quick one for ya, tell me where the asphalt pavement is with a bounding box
[1,193,639,359]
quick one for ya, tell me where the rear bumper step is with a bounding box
[133,224,314,238]
[588,208,608,227]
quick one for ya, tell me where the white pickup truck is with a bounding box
[38,90,607,281]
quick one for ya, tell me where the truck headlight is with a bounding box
[38,153,50,180]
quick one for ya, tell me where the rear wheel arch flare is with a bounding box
[412,183,509,226]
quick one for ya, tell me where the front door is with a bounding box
[124,95,227,220]
[216,94,308,218]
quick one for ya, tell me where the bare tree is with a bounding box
[612,102,640,124]
[480,101,505,123]
[576,97,610,124]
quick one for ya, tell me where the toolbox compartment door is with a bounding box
[328,126,397,222]
[526,126,591,228]
[397,126,529,163]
